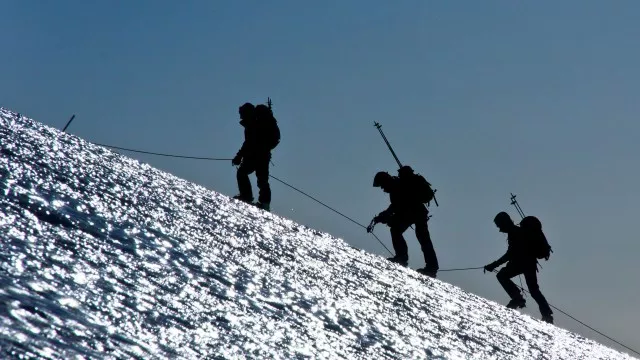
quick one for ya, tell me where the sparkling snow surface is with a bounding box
[0,108,634,359]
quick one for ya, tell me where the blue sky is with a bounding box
[3,1,640,354]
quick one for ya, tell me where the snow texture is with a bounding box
[0,108,635,359]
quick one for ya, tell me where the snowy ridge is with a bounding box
[0,107,634,359]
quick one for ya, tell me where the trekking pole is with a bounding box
[374,122,403,168]
[373,122,439,207]
[510,193,526,219]
[62,114,76,133]
[267,97,273,111]
[509,193,528,295]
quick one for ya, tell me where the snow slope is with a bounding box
[0,108,634,359]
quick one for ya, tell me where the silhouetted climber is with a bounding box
[232,102,280,211]
[369,166,439,277]
[484,211,554,323]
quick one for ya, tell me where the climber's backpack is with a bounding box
[520,216,552,260]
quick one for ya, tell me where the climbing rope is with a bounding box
[94,143,233,161]
[88,145,544,271]
[92,142,393,254]
[268,174,393,255]
[89,141,640,356]
[439,266,485,272]
[512,281,640,357]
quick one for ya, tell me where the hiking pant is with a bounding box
[237,153,271,204]
[388,209,438,271]
[497,262,552,316]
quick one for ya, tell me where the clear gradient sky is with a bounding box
[2,1,639,355]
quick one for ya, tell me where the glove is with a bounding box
[232,155,242,166]
[484,262,499,273]
[366,222,375,233]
